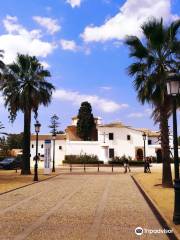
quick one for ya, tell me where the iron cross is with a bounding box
[100,132,109,143]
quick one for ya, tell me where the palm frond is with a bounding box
[125,36,148,59]
[1,54,55,121]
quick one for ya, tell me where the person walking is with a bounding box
[124,159,131,173]
[123,159,127,173]
[126,159,131,172]
[144,159,147,173]
[146,158,151,173]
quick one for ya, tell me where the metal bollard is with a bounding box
[98,163,99,172]
[84,163,86,172]
[70,163,72,172]
[112,164,114,173]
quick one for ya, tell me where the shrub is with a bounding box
[110,155,132,163]
[151,157,157,163]
[109,160,145,166]
[63,154,103,164]
[109,155,144,166]
[0,156,10,162]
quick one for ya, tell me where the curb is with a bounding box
[131,175,180,240]
[0,173,60,196]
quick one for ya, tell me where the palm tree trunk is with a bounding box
[160,102,173,187]
[21,107,31,175]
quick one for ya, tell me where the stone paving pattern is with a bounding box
[0,172,169,240]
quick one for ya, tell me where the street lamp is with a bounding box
[142,132,147,173]
[52,132,56,172]
[167,72,180,224]
[34,120,41,181]
[142,132,147,160]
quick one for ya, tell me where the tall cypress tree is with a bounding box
[49,114,60,135]
[77,102,96,141]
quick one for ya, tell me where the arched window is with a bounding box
[136,149,143,161]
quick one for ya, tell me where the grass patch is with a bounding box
[133,171,180,235]
[0,169,56,194]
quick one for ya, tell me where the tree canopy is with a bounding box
[0,54,55,174]
[49,114,60,135]
[125,18,180,187]
[77,102,96,141]
[6,133,24,149]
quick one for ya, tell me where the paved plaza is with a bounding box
[0,171,169,240]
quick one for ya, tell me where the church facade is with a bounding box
[30,116,173,168]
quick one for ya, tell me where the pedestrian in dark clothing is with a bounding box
[144,159,147,173]
[123,160,127,173]
[124,159,131,173]
[146,158,151,173]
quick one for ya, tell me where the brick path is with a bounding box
[0,173,169,240]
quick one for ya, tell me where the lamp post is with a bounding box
[142,132,147,173]
[142,132,147,160]
[167,72,180,224]
[52,132,56,172]
[34,121,41,181]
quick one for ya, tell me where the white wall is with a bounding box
[66,141,99,156]
[30,139,66,168]
[98,127,145,159]
[98,127,160,159]
[30,126,171,168]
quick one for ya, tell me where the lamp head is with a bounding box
[166,72,180,96]
[34,121,41,133]
[142,132,147,141]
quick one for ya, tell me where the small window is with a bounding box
[109,148,114,158]
[109,133,114,140]
[59,146,62,150]
[148,140,152,145]
[32,144,34,148]
[127,135,131,140]
[41,144,44,149]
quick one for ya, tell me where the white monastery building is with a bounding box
[30,116,174,168]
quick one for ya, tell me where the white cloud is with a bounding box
[60,39,78,52]
[45,6,52,12]
[40,61,50,69]
[100,86,112,91]
[145,108,152,116]
[0,15,56,64]
[81,0,178,42]
[128,108,152,118]
[128,112,144,118]
[0,96,4,105]
[33,16,61,35]
[60,39,91,54]
[53,88,128,113]
[66,0,82,8]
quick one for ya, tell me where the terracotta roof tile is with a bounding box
[31,134,66,141]
[65,126,82,141]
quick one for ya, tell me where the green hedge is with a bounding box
[108,160,145,166]
[0,156,10,162]
[63,154,103,164]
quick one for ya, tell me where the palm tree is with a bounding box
[0,121,8,135]
[0,50,5,69]
[1,54,55,174]
[0,50,5,82]
[125,18,180,187]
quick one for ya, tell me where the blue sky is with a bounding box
[0,0,179,134]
